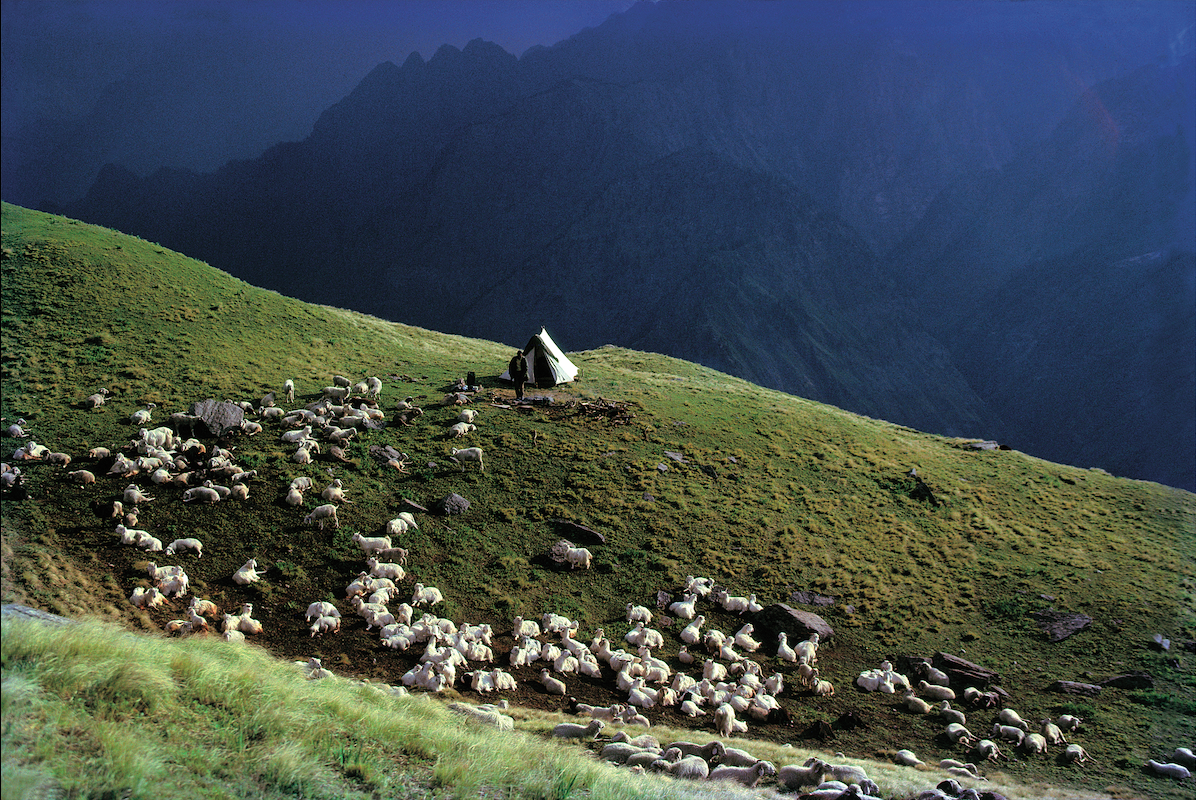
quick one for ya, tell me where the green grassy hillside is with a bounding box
[2,202,1194,799]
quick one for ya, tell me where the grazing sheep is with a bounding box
[708,761,777,788]
[165,537,204,557]
[448,447,484,472]
[564,547,592,570]
[232,558,262,586]
[304,504,340,530]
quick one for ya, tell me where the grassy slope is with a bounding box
[2,202,1194,799]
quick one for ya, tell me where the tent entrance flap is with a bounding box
[499,327,579,387]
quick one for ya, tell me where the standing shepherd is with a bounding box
[508,349,528,402]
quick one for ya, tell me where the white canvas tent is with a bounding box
[500,327,579,387]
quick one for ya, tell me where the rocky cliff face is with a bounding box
[63,2,1195,489]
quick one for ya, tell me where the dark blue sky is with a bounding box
[2,0,1192,200]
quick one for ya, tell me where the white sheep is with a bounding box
[129,404,156,425]
[457,408,477,424]
[1039,718,1067,746]
[232,558,262,585]
[122,484,154,505]
[680,616,705,646]
[733,623,762,652]
[1060,743,1093,764]
[352,532,392,555]
[182,486,221,504]
[997,707,1029,731]
[137,535,164,553]
[714,702,736,737]
[6,419,29,438]
[165,537,204,557]
[411,583,443,607]
[708,761,777,788]
[917,680,955,701]
[448,447,484,472]
[1172,747,1196,770]
[668,593,699,620]
[776,632,798,663]
[626,603,653,624]
[84,388,111,408]
[552,719,606,741]
[46,451,72,467]
[448,422,476,438]
[320,479,350,504]
[777,759,829,791]
[283,379,295,404]
[540,669,567,695]
[1146,759,1191,780]
[68,469,96,485]
[129,586,166,609]
[366,557,405,581]
[564,546,592,570]
[366,376,383,398]
[304,504,340,529]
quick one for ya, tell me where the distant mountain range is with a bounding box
[57,1,1195,489]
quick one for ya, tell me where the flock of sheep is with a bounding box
[3,372,1193,798]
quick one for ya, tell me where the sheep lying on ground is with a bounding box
[165,537,203,557]
[68,469,96,485]
[448,422,476,438]
[1146,759,1192,780]
[182,486,221,504]
[777,758,828,791]
[410,583,443,607]
[232,558,262,585]
[708,761,776,788]
[551,719,605,741]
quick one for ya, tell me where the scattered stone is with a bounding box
[434,493,469,515]
[1151,633,1171,651]
[401,498,428,515]
[1030,609,1092,642]
[932,652,1001,689]
[664,451,687,463]
[1101,671,1154,690]
[550,519,606,545]
[753,604,834,645]
[1047,680,1102,697]
[642,493,654,502]
[656,590,672,609]
[657,463,668,472]
[790,590,836,607]
[189,398,244,438]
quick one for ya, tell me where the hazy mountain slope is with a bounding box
[887,56,1196,489]
[59,3,1195,490]
[2,203,1194,799]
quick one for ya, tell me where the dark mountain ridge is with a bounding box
[62,1,1195,489]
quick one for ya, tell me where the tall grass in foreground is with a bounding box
[3,616,1116,800]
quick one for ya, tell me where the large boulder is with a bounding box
[189,399,244,438]
[752,603,834,654]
